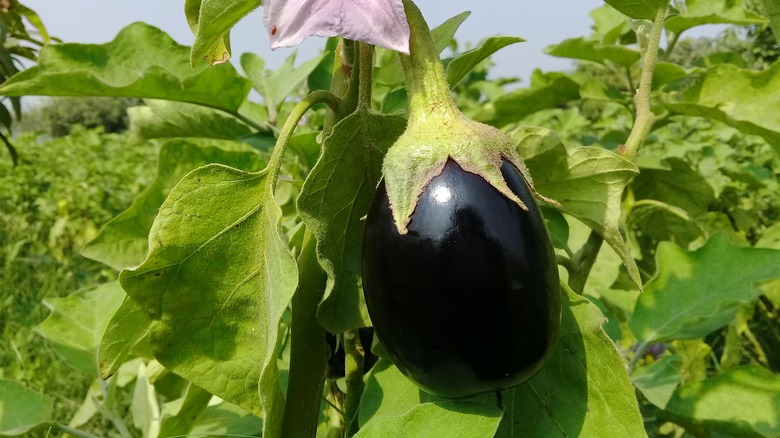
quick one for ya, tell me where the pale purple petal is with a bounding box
[263,0,410,54]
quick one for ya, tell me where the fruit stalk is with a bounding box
[398,0,460,124]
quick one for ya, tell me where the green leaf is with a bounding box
[590,5,632,44]
[360,286,644,436]
[665,63,780,156]
[478,71,581,127]
[119,163,298,438]
[159,384,213,438]
[626,199,704,247]
[99,296,152,379]
[0,23,252,113]
[634,156,714,205]
[662,365,780,437]
[0,381,52,436]
[35,282,126,374]
[298,112,407,332]
[763,0,780,45]
[545,37,641,67]
[82,139,266,270]
[186,0,261,66]
[665,0,767,35]
[446,36,525,87]
[512,127,642,288]
[631,355,681,409]
[499,285,645,437]
[629,233,780,344]
[356,401,502,438]
[128,99,254,144]
[652,61,689,89]
[189,401,263,436]
[604,0,669,19]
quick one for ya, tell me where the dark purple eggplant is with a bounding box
[362,159,560,398]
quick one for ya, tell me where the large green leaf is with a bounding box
[665,63,780,156]
[356,401,502,438]
[158,384,213,438]
[662,365,780,437]
[360,286,645,437]
[119,164,298,437]
[590,5,632,44]
[513,127,642,288]
[545,37,641,67]
[0,22,251,112]
[128,99,254,144]
[499,285,645,437]
[665,0,767,35]
[186,0,261,66]
[35,282,126,375]
[298,112,406,333]
[604,0,669,19]
[629,233,780,344]
[478,71,581,127]
[446,36,525,87]
[82,139,266,270]
[0,381,52,436]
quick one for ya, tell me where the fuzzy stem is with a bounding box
[266,90,340,187]
[357,42,375,111]
[620,6,668,160]
[568,231,604,295]
[281,232,328,438]
[323,39,352,137]
[398,0,459,124]
[343,329,365,436]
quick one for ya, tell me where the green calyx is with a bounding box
[383,0,536,234]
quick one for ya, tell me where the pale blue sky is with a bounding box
[24,1,724,81]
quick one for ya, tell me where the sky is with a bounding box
[23,1,726,84]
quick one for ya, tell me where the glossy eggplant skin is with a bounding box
[362,159,560,398]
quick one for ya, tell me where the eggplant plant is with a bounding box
[1,0,780,437]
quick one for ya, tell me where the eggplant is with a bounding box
[362,159,560,398]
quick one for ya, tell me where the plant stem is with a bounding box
[398,0,459,124]
[341,40,361,117]
[343,329,365,436]
[282,232,328,438]
[323,39,351,137]
[357,42,375,111]
[664,31,682,61]
[266,90,340,187]
[620,6,668,160]
[568,231,604,295]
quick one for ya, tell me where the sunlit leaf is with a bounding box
[665,0,767,35]
[119,164,297,438]
[665,63,780,156]
[0,23,251,112]
[82,139,266,270]
[513,127,642,288]
[355,401,502,438]
[159,384,213,437]
[446,36,525,87]
[99,296,152,379]
[662,365,780,437]
[545,37,641,67]
[128,99,255,144]
[478,71,581,127]
[629,233,780,344]
[186,0,261,65]
[131,361,161,438]
[298,111,406,332]
[241,51,327,113]
[0,381,52,436]
[604,0,669,19]
[35,282,125,374]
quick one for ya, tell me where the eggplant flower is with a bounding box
[263,0,410,54]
